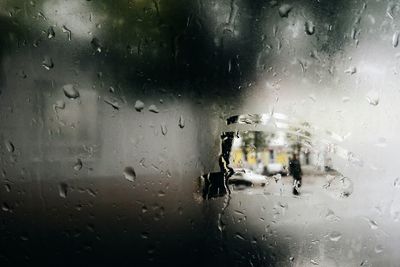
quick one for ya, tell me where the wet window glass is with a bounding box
[0,0,399,266]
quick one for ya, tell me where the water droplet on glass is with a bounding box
[310,259,319,265]
[289,256,294,262]
[368,219,378,230]
[217,213,226,232]
[142,205,148,213]
[54,100,65,110]
[344,66,356,75]
[134,100,145,112]
[2,202,10,212]
[342,96,350,103]
[392,32,399,48]
[394,177,400,188]
[178,115,185,128]
[91,37,102,53]
[148,104,159,113]
[104,97,120,110]
[47,26,55,39]
[375,137,387,148]
[323,175,353,198]
[158,190,165,197]
[4,184,11,192]
[38,11,47,20]
[141,231,149,239]
[375,244,384,254]
[325,209,341,222]
[20,234,29,241]
[74,158,83,171]
[139,157,147,168]
[61,25,72,41]
[273,173,282,183]
[329,231,342,242]
[305,20,315,35]
[278,4,292,18]
[366,90,379,106]
[160,123,167,136]
[63,84,80,99]
[42,56,54,70]
[58,182,68,198]
[123,166,136,182]
[234,232,245,240]
[5,140,15,153]
[17,70,27,79]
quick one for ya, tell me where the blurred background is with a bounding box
[1,0,400,266]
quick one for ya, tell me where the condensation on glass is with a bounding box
[0,0,399,266]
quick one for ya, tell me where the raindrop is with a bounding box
[325,209,341,222]
[273,173,282,183]
[134,100,145,112]
[394,177,400,188]
[54,100,65,110]
[47,26,55,39]
[374,244,384,254]
[123,166,136,182]
[375,137,387,148]
[104,97,120,110]
[63,84,80,99]
[368,218,378,230]
[61,25,72,41]
[278,4,292,18]
[344,66,356,75]
[387,3,395,20]
[289,256,294,262]
[42,56,54,70]
[4,184,11,192]
[148,104,159,113]
[305,20,315,35]
[91,37,102,53]
[142,205,148,213]
[139,158,147,168]
[393,32,399,48]
[323,175,353,198]
[178,115,185,128]
[366,90,379,106]
[310,259,319,265]
[160,123,168,136]
[58,182,68,198]
[38,11,47,20]
[17,70,27,79]
[20,234,29,241]
[2,202,10,212]
[5,141,15,153]
[329,231,342,242]
[342,96,350,103]
[158,190,165,197]
[217,214,226,232]
[141,232,149,239]
[234,232,246,240]
[74,158,83,171]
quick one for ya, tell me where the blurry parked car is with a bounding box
[262,163,288,176]
[228,169,268,187]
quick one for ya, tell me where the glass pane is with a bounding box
[0,0,398,266]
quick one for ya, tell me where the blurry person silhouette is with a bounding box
[289,153,303,195]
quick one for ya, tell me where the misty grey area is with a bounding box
[1,0,400,266]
